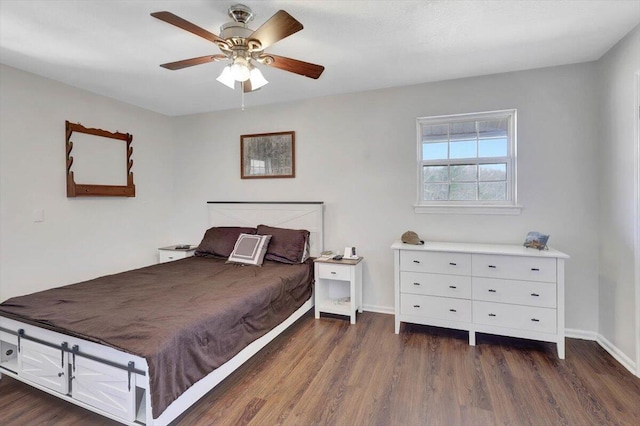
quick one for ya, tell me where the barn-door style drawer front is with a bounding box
[472,301,557,334]
[472,254,557,282]
[18,339,69,395]
[400,251,471,276]
[72,355,136,421]
[400,294,472,323]
[400,272,471,299]
[472,277,557,308]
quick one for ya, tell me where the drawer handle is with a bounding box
[331,271,337,275]
[413,305,421,308]
[449,285,457,289]
[58,372,64,377]
[488,265,497,268]
[531,268,540,271]
[413,282,421,286]
[488,289,497,293]
[449,262,457,266]
[531,318,540,322]
[413,260,421,264]
[531,293,540,297]
[449,309,457,312]
[488,313,496,317]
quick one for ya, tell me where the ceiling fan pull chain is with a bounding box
[241,82,245,111]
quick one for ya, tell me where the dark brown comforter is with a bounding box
[0,256,313,418]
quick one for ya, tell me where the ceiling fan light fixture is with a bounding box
[230,56,250,82]
[249,67,268,90]
[216,65,236,89]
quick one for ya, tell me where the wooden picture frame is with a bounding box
[65,120,135,197]
[241,131,295,179]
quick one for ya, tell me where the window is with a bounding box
[416,109,520,214]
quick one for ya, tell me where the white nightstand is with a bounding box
[314,257,363,324]
[158,245,196,263]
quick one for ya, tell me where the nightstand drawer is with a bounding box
[472,254,556,282]
[400,294,471,322]
[317,263,351,281]
[473,301,556,334]
[399,251,471,275]
[400,272,471,299]
[159,250,193,263]
[472,277,556,308]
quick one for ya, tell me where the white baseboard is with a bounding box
[565,328,637,377]
[362,304,394,315]
[595,333,637,376]
[565,328,598,340]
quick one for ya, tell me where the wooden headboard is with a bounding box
[207,202,325,257]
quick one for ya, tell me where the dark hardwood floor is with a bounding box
[1,311,639,425]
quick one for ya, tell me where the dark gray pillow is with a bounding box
[195,226,257,258]
[256,224,310,264]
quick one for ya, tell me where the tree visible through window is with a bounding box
[417,110,517,211]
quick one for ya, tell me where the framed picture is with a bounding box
[241,131,295,179]
[523,231,550,250]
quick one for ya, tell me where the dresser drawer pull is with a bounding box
[531,268,540,271]
[413,260,420,264]
[449,285,457,289]
[413,304,421,308]
[331,271,337,275]
[531,318,540,322]
[449,262,457,266]
[449,309,457,312]
[488,313,496,317]
[413,282,421,286]
[488,265,497,268]
[488,289,497,293]
[531,293,540,297]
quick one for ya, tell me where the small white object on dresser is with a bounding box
[158,245,197,263]
[392,241,569,358]
[314,257,363,324]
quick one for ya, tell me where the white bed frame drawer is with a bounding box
[400,272,471,299]
[72,355,136,421]
[18,339,68,395]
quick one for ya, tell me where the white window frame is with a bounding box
[415,109,521,215]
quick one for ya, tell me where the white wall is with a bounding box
[597,25,640,365]
[0,65,175,301]
[170,63,601,331]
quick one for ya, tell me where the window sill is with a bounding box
[413,204,523,215]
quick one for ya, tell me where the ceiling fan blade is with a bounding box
[160,55,226,70]
[263,54,325,79]
[249,10,303,50]
[151,11,226,44]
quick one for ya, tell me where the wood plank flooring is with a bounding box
[1,311,639,425]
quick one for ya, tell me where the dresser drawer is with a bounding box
[472,277,556,308]
[400,294,471,323]
[401,272,471,299]
[473,301,557,334]
[317,263,351,281]
[472,254,556,282]
[400,251,471,276]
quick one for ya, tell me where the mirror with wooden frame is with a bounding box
[65,121,135,197]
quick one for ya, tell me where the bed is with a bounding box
[0,201,324,425]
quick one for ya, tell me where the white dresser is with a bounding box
[392,241,569,358]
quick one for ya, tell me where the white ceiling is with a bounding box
[1,1,638,116]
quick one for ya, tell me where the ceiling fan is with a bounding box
[151,4,325,93]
